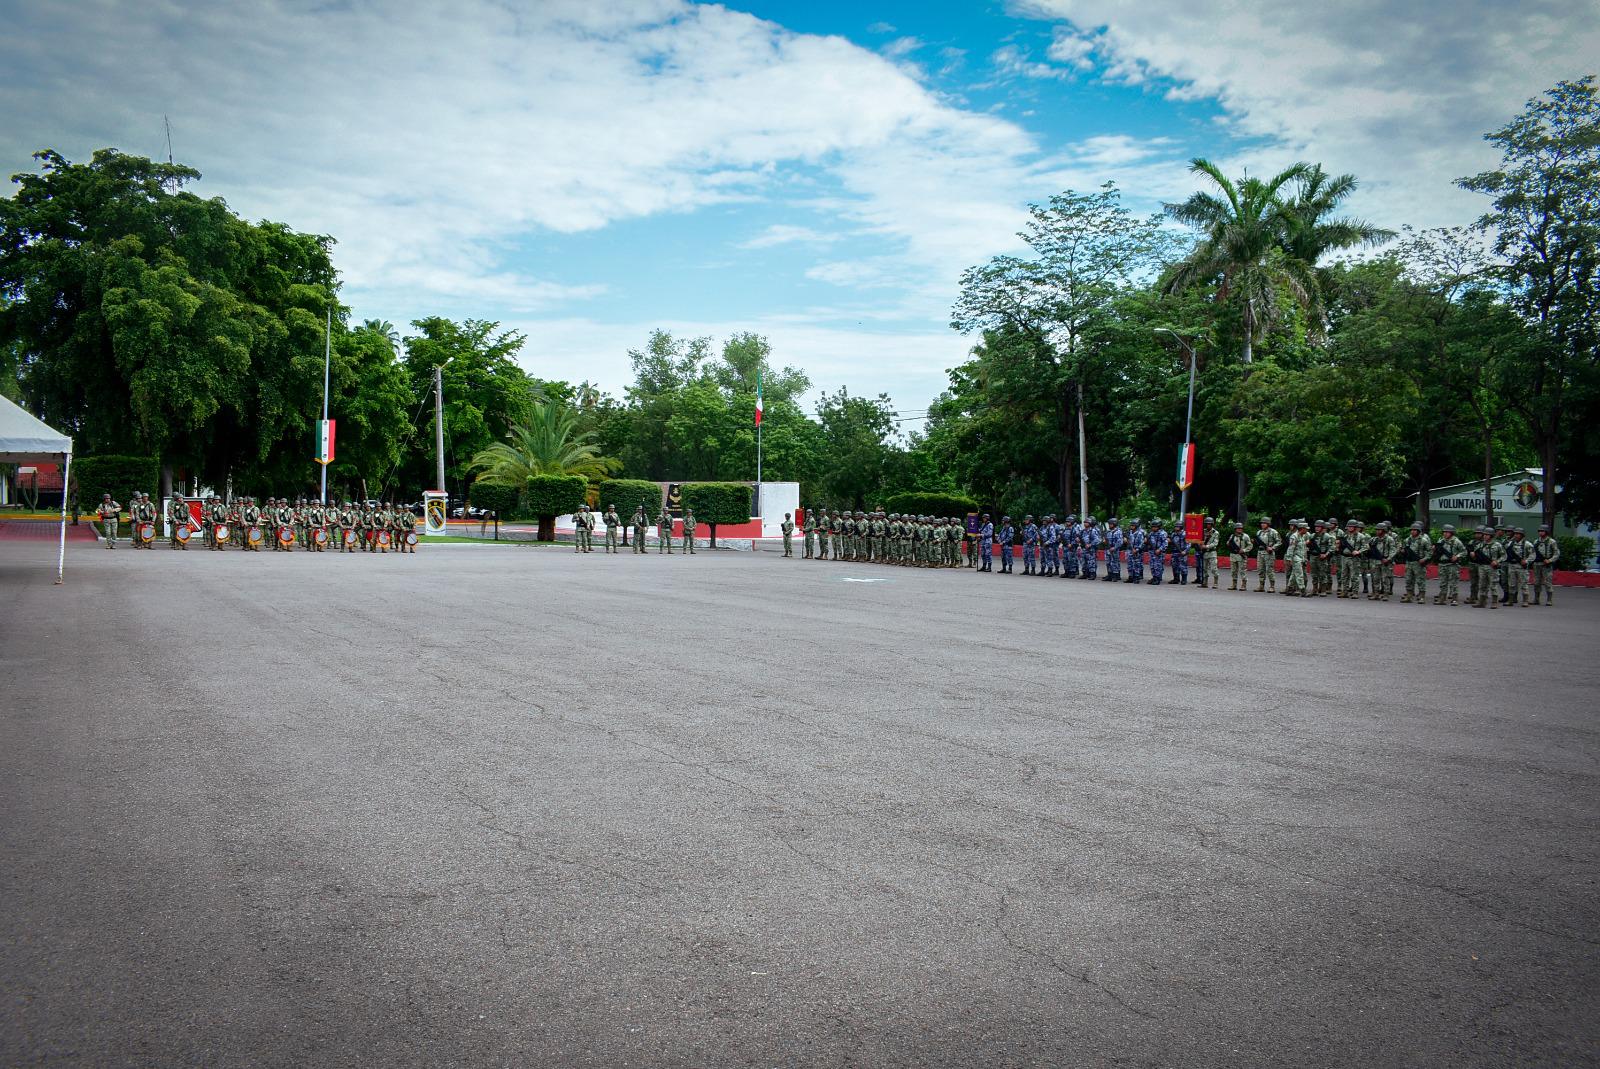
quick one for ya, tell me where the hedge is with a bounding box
[681,482,750,546]
[72,455,159,513]
[883,491,978,517]
[1555,535,1594,572]
[597,479,662,514]
[523,474,587,519]
[468,481,521,517]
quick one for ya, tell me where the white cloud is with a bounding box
[1015,0,1600,228]
[991,44,1072,81]
[883,36,923,59]
[738,224,840,249]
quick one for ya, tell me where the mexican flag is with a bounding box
[316,419,337,465]
[754,371,763,427]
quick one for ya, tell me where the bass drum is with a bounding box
[277,525,295,545]
[247,526,264,545]
[342,528,357,547]
[137,522,156,542]
[214,523,230,544]
[313,528,329,546]
[175,526,192,543]
[376,530,392,547]
[405,531,418,546]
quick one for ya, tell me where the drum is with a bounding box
[405,531,418,546]
[377,530,392,547]
[277,525,295,545]
[214,523,230,544]
[342,529,357,547]
[137,522,156,542]
[175,526,191,543]
[313,528,328,546]
[247,526,263,545]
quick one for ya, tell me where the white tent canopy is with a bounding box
[0,393,74,583]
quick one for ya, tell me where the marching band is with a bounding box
[124,495,420,554]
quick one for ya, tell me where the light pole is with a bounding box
[433,362,448,498]
[1155,328,1198,523]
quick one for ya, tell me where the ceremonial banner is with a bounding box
[423,490,448,536]
[1183,513,1204,545]
[1175,442,1196,490]
[315,419,336,465]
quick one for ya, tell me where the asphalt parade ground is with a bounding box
[2,540,1597,1068]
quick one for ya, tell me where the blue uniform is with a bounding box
[1063,522,1080,578]
[1173,532,1189,583]
[1021,522,1038,574]
[1105,524,1125,579]
[978,521,994,570]
[1128,526,1146,581]
[1081,524,1101,578]
[997,522,1014,573]
[1041,521,1058,576]
[1148,527,1168,583]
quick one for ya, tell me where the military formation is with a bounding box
[569,503,702,555]
[103,493,419,554]
[788,507,1565,607]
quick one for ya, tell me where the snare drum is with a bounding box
[175,526,191,543]
[277,525,295,546]
[405,531,418,546]
[247,526,264,545]
[313,528,328,546]
[342,528,357,547]
[214,523,230,544]
[137,522,156,543]
[377,530,392,547]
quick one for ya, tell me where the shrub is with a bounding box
[883,491,978,518]
[681,482,751,546]
[522,474,587,541]
[1555,534,1595,572]
[468,481,520,517]
[72,455,158,515]
[597,479,662,515]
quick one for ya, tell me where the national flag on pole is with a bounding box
[753,371,763,427]
[316,419,336,465]
[1175,441,1195,489]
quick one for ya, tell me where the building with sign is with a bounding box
[1414,468,1574,537]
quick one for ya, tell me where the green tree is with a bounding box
[400,317,540,501]
[814,388,898,510]
[952,183,1171,513]
[522,473,587,542]
[1458,75,1600,527]
[0,149,338,494]
[466,399,620,489]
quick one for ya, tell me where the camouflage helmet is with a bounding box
[1346,518,1359,528]
[1538,523,1550,532]
[1442,523,1455,532]
[1410,522,1423,531]
[1203,516,1214,526]
[1313,517,1325,527]
[1233,521,1243,529]
[1258,515,1270,524]
[1024,514,1034,522]
[1086,514,1097,524]
[1152,518,1164,527]
[1108,516,1119,524]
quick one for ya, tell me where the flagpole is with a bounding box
[754,371,763,524]
[320,307,331,505]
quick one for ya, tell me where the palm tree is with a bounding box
[359,319,401,353]
[1281,165,1395,332]
[467,399,620,487]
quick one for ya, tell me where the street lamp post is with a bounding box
[1156,328,1199,523]
[433,363,447,497]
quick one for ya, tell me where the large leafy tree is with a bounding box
[814,387,898,510]
[952,183,1171,515]
[0,148,337,493]
[399,317,541,499]
[1458,75,1600,526]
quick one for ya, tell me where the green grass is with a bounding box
[423,535,560,545]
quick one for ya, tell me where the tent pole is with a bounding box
[56,449,72,585]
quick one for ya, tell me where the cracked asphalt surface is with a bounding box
[2,540,1597,1068]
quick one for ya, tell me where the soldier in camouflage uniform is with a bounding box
[1254,517,1281,592]
[1431,523,1464,605]
[165,492,190,549]
[1198,517,1219,589]
[1147,519,1168,585]
[1103,517,1124,582]
[1227,522,1251,590]
[801,509,816,559]
[826,510,841,561]
[1471,526,1503,608]
[681,509,697,554]
[1125,519,1145,584]
[1494,524,1512,604]
[1530,523,1560,605]
[1504,527,1529,606]
[1283,519,1309,596]
[1039,515,1057,576]
[1020,515,1038,575]
[1379,521,1401,601]
[1337,519,1362,597]
[632,504,650,554]
[655,505,673,553]
[603,505,621,553]
[781,513,795,557]
[1400,521,1431,603]
[1081,516,1102,580]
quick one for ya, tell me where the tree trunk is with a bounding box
[709,522,718,548]
[160,464,173,501]
[1483,438,1496,526]
[538,514,554,542]
[1541,436,1558,530]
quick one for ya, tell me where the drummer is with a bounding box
[337,500,358,553]
[166,492,191,550]
[241,497,263,552]
[131,493,156,549]
[394,502,415,554]
[208,494,230,550]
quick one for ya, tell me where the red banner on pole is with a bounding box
[1183,513,1204,544]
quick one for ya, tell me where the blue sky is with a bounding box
[3,0,1595,425]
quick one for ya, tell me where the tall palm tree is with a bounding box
[359,319,401,353]
[1165,158,1315,367]
[467,399,620,487]
[1283,166,1395,334]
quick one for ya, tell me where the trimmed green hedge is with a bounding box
[72,455,158,512]
[597,479,662,514]
[1555,535,1594,572]
[523,474,587,518]
[681,482,750,546]
[468,481,520,517]
[883,491,978,517]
